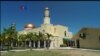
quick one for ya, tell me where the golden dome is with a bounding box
[24,23,35,28]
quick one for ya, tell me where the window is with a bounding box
[99,36,100,42]
[64,31,66,36]
[43,29,45,33]
[79,33,86,39]
[54,28,56,33]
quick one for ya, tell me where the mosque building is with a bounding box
[18,7,73,48]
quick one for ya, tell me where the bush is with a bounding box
[60,44,67,47]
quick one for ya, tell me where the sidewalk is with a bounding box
[0,48,46,52]
[0,47,100,52]
[54,47,100,52]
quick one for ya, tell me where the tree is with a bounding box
[26,32,35,49]
[1,27,14,51]
[2,23,17,48]
[18,34,27,47]
[45,33,53,49]
[0,32,5,44]
[35,32,44,48]
[0,33,5,50]
[26,32,41,49]
[38,32,44,41]
[31,33,38,48]
[10,23,18,47]
[1,23,17,50]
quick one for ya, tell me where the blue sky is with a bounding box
[1,1,100,35]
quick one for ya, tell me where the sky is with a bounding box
[1,1,100,35]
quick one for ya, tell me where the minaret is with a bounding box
[43,7,50,24]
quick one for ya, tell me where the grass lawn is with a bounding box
[1,50,66,56]
[1,49,100,56]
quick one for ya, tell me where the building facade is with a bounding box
[72,28,100,50]
[18,7,72,48]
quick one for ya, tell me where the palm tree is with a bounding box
[31,33,38,48]
[45,33,53,49]
[36,32,44,48]
[35,33,40,48]
[43,34,47,48]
